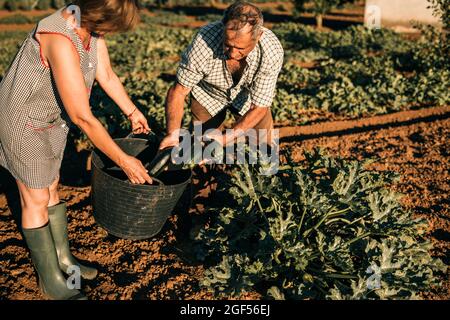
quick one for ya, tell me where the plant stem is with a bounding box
[308,267,358,280]
[243,164,264,213]
[345,214,370,227]
[304,206,352,236]
[316,14,323,29]
[327,207,351,218]
[345,232,372,246]
[325,217,352,225]
[298,207,307,234]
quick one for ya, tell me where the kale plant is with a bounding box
[194,149,446,299]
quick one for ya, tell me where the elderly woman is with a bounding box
[0,0,152,300]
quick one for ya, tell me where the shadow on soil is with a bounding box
[280,110,450,143]
[0,166,22,229]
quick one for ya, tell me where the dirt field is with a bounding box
[1,107,448,300]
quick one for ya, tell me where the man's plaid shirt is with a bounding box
[176,21,284,117]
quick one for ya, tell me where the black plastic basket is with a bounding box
[91,136,192,240]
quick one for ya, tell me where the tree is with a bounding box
[428,0,449,29]
[294,0,356,28]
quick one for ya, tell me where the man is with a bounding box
[159,1,284,153]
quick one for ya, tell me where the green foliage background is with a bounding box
[0,7,448,147]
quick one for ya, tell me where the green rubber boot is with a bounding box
[48,202,98,280]
[22,224,87,300]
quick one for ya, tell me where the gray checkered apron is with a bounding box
[0,7,98,189]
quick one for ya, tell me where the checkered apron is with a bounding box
[0,7,98,189]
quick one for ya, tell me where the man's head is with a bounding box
[222,1,264,60]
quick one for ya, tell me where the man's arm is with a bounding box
[159,31,209,150]
[166,83,191,135]
[223,105,269,145]
[158,83,191,150]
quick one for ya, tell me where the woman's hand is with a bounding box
[129,109,151,135]
[119,155,153,184]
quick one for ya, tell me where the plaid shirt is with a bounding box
[176,21,284,117]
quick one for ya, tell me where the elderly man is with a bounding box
[159,1,284,152]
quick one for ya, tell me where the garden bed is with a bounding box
[1,115,448,300]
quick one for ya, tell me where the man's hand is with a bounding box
[203,130,226,146]
[159,131,180,150]
[198,131,228,166]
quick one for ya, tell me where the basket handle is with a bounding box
[125,131,157,139]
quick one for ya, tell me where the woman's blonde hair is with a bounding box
[72,0,141,34]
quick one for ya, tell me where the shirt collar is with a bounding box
[246,43,259,63]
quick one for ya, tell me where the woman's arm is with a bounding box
[39,34,152,184]
[95,38,150,135]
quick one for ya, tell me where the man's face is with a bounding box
[223,24,260,61]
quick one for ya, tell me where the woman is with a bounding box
[0,0,152,300]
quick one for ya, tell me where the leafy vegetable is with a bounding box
[193,149,446,299]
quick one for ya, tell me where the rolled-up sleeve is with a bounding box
[251,49,284,108]
[176,33,210,89]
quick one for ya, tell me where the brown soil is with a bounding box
[0,10,53,18]
[0,9,52,32]
[169,19,207,29]
[0,23,34,31]
[290,60,319,69]
[0,163,260,300]
[211,1,364,20]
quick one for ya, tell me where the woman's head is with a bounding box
[72,0,141,35]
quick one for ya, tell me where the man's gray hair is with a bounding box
[222,1,264,40]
